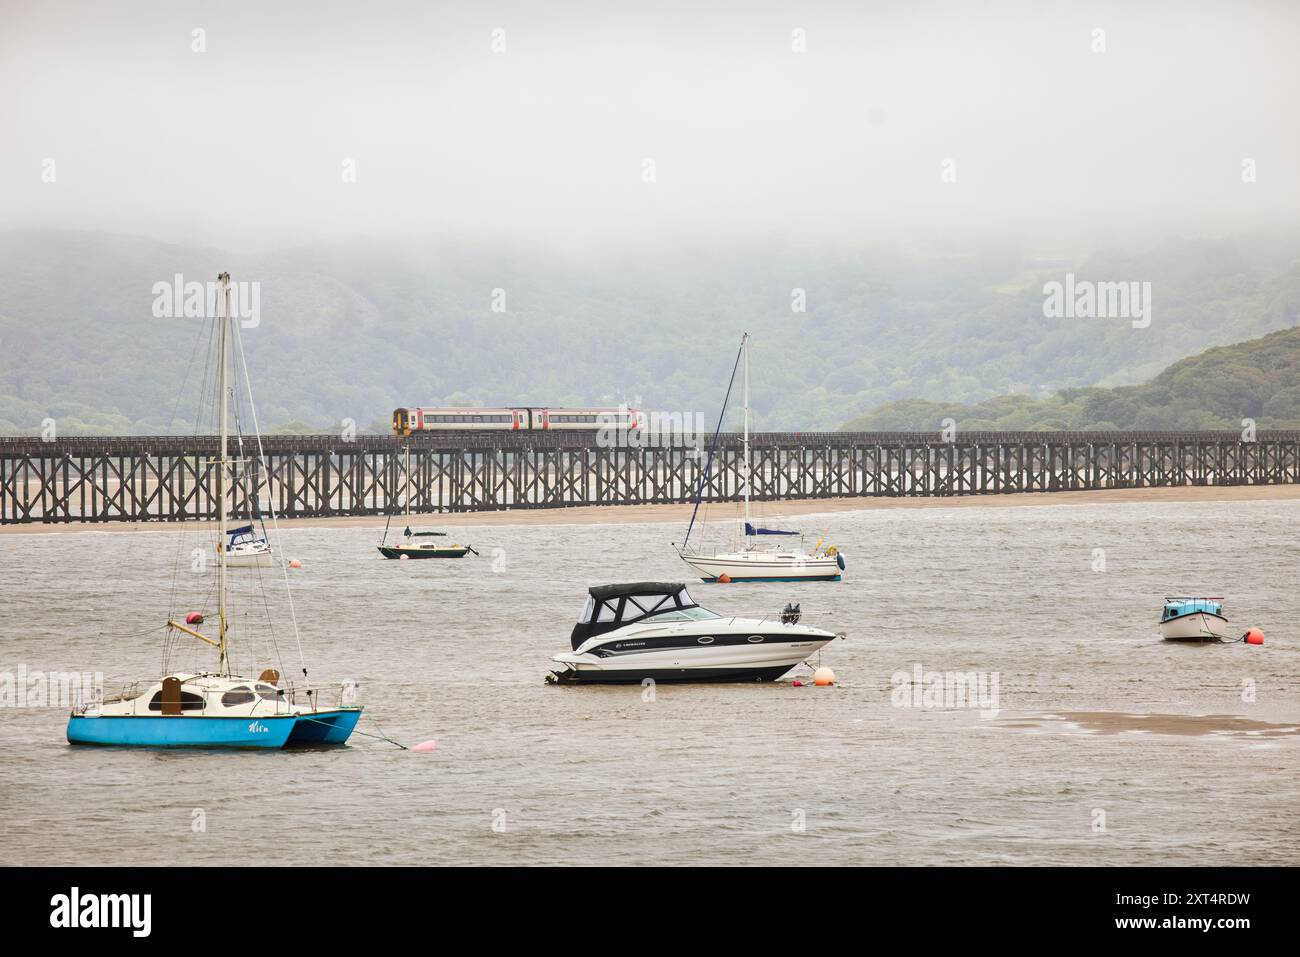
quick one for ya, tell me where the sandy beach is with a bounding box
[3,483,1298,535]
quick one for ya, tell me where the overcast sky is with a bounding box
[2,0,1296,253]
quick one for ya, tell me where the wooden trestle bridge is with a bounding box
[3,431,1299,524]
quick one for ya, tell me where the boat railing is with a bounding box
[276,680,360,711]
[720,614,782,628]
[103,680,141,705]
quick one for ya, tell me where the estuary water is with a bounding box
[2,498,1299,866]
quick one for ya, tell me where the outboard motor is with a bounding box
[781,602,802,625]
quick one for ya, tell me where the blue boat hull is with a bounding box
[285,709,362,745]
[67,714,298,748]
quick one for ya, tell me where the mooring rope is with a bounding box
[294,713,409,749]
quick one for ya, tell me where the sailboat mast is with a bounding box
[217,272,230,676]
[742,332,751,526]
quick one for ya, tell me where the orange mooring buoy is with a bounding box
[1244,627,1264,645]
[717,573,731,583]
[813,666,836,686]
[289,559,302,569]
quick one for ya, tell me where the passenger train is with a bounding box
[392,406,640,434]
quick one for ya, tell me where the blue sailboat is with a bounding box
[67,272,361,749]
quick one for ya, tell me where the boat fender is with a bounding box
[836,553,846,571]
[185,612,204,625]
[1243,627,1264,645]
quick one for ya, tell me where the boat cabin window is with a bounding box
[578,595,595,624]
[645,606,721,623]
[626,594,670,617]
[596,601,619,623]
[148,689,206,711]
[255,684,282,702]
[221,686,256,706]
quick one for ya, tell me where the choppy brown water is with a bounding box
[3,498,1299,865]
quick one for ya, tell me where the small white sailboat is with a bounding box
[223,522,272,567]
[67,272,361,748]
[677,333,845,583]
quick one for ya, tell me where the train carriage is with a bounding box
[392,406,638,434]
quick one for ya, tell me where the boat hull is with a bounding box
[67,714,298,748]
[378,545,470,559]
[285,708,363,745]
[679,552,843,582]
[550,664,795,684]
[224,551,273,568]
[552,632,834,684]
[1159,611,1230,641]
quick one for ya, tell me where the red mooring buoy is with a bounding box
[1244,627,1265,645]
[185,612,204,625]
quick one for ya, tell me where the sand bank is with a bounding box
[3,483,1298,536]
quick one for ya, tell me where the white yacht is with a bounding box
[223,523,273,567]
[677,333,845,582]
[548,582,844,684]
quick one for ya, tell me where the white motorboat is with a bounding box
[1159,597,1228,641]
[548,581,844,684]
[677,332,844,582]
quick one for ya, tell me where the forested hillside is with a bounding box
[3,229,1299,434]
[842,325,1300,431]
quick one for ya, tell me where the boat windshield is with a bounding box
[578,588,707,625]
[644,606,721,623]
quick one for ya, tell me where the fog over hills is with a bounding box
[2,228,1298,434]
[3,2,1299,434]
